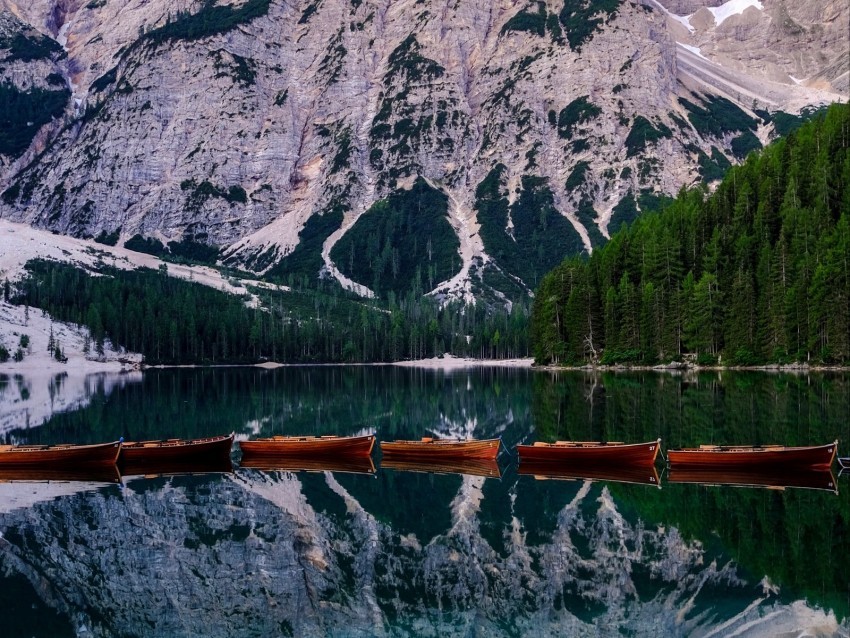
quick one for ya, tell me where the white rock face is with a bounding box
[0,0,845,299]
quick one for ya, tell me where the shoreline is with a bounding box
[143,355,536,371]
[535,363,850,372]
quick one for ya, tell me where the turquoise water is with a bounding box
[0,367,848,636]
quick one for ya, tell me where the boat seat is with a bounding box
[533,442,548,447]
[606,441,624,446]
[421,437,434,443]
[699,445,719,450]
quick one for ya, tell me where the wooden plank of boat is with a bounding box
[239,456,376,475]
[119,434,234,465]
[0,440,121,468]
[668,467,838,494]
[239,434,376,459]
[518,462,661,487]
[380,438,501,461]
[667,441,837,470]
[516,439,661,467]
[381,457,501,479]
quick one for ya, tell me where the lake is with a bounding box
[0,366,848,637]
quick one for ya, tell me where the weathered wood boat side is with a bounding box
[119,434,234,464]
[518,462,661,487]
[516,439,661,467]
[0,440,122,468]
[667,441,837,470]
[239,434,376,459]
[668,467,838,494]
[380,438,501,461]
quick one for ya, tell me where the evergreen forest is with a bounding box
[531,103,850,366]
[12,260,529,364]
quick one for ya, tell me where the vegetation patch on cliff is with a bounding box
[0,82,69,158]
[476,166,585,292]
[330,178,460,297]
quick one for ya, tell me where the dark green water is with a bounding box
[0,367,848,637]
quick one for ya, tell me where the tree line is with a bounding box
[531,103,850,366]
[13,260,529,365]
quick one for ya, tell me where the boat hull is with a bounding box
[668,467,838,493]
[667,441,837,470]
[120,434,234,465]
[517,439,660,467]
[239,435,375,460]
[380,438,501,461]
[0,441,121,468]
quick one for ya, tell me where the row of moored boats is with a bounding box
[0,435,845,489]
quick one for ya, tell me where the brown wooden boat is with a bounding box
[0,465,122,484]
[668,467,838,494]
[239,434,376,460]
[667,441,837,470]
[516,439,661,466]
[239,456,376,475]
[119,434,234,466]
[0,440,121,468]
[518,462,661,487]
[381,457,501,479]
[380,438,501,461]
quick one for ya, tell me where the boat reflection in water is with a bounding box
[517,461,661,487]
[667,467,838,494]
[0,465,122,484]
[120,457,234,480]
[238,455,377,475]
[380,457,502,479]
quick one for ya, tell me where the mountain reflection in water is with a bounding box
[0,367,848,637]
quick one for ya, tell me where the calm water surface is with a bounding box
[0,367,848,637]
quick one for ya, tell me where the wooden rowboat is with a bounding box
[239,456,376,475]
[668,467,838,494]
[516,439,661,467]
[119,434,234,465]
[0,440,121,468]
[239,434,375,459]
[667,441,837,470]
[518,462,661,487]
[380,438,501,461]
[381,457,501,479]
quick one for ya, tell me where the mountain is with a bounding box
[0,0,846,303]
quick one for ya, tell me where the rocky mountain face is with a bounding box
[0,471,840,637]
[0,0,846,302]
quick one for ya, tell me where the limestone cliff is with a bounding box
[0,0,845,301]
